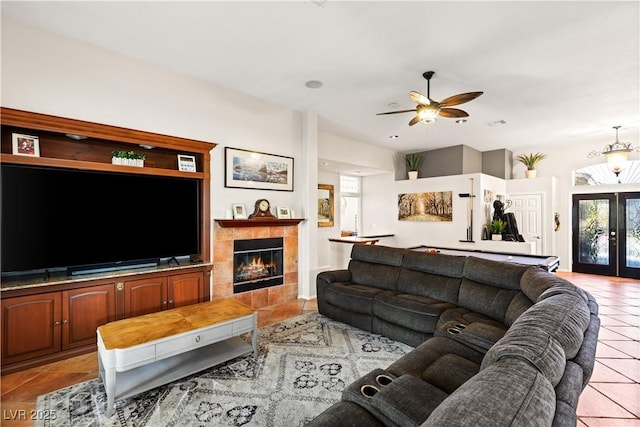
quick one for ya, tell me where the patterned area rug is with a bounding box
[36,313,413,427]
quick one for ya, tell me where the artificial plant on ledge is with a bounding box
[112,150,146,167]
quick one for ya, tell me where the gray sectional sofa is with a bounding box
[310,244,600,427]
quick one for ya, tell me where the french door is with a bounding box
[572,192,640,278]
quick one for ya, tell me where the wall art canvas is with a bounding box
[225,147,294,191]
[398,191,453,222]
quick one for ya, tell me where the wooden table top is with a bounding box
[98,299,255,350]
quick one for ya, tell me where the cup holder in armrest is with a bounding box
[447,327,461,335]
[454,323,467,329]
[360,384,380,398]
[375,373,396,387]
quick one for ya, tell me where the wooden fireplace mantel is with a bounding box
[215,218,305,228]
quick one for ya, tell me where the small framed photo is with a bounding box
[12,133,40,157]
[232,204,247,219]
[177,154,197,172]
[277,205,291,219]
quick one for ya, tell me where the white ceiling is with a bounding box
[2,1,639,158]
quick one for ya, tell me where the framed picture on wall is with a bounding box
[12,133,40,157]
[318,184,334,227]
[224,147,294,191]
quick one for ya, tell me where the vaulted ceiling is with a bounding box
[2,1,639,155]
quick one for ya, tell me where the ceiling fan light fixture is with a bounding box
[417,104,439,123]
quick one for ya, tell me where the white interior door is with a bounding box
[508,193,543,255]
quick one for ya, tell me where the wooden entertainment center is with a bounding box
[0,108,216,374]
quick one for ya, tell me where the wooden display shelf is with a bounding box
[1,153,206,179]
[215,218,304,227]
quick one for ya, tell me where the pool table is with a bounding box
[411,245,560,272]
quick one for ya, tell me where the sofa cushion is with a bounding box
[349,260,402,291]
[519,267,563,302]
[351,244,405,266]
[457,278,520,324]
[482,292,590,385]
[373,292,456,333]
[402,251,466,278]
[387,336,484,380]
[553,361,584,427]
[396,268,462,304]
[463,256,530,290]
[421,353,481,394]
[324,282,385,314]
[369,374,448,427]
[423,358,556,427]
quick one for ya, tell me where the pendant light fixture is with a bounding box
[588,126,638,183]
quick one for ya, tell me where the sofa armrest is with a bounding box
[317,269,352,285]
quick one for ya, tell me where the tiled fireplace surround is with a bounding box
[213,222,299,308]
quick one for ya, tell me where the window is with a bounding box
[340,175,361,235]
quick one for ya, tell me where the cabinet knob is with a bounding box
[195,335,201,343]
[169,300,174,305]
[116,282,124,291]
[163,300,168,305]
[62,319,68,324]
[54,321,61,326]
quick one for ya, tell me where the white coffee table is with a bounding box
[97,299,257,417]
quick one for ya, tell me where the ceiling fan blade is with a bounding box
[409,91,430,106]
[408,115,421,126]
[439,108,469,118]
[376,109,417,116]
[440,92,483,107]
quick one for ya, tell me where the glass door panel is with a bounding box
[572,193,616,276]
[619,192,640,278]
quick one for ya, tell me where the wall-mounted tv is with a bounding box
[1,164,201,276]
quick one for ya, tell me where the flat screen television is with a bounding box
[1,163,201,276]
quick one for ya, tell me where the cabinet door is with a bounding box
[168,272,205,308]
[62,284,116,350]
[124,277,167,318]
[1,292,61,365]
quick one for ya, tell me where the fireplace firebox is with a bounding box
[233,237,284,293]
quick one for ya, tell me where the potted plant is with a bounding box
[405,153,422,180]
[489,218,507,240]
[515,152,546,178]
[112,150,146,167]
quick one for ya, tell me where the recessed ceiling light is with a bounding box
[319,161,329,166]
[388,102,399,109]
[389,135,399,139]
[456,119,467,124]
[488,120,507,127]
[305,80,323,89]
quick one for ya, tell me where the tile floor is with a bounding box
[1,272,638,426]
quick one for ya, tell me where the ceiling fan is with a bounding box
[377,71,483,126]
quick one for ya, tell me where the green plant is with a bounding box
[112,150,146,160]
[490,218,507,234]
[405,153,422,171]
[515,152,546,170]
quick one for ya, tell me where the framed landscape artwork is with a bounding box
[398,191,453,222]
[318,184,334,227]
[225,147,294,191]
